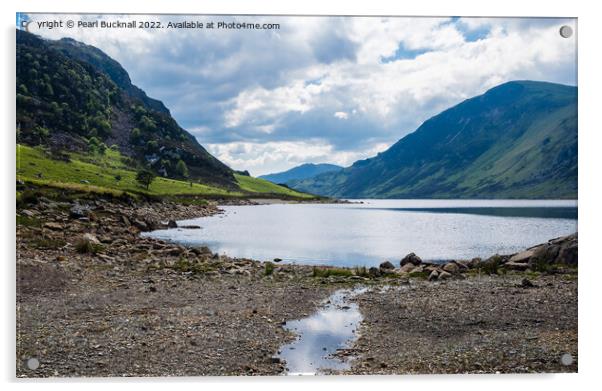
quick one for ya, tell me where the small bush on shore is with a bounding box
[75,239,103,254]
[264,261,275,276]
[17,190,41,207]
[480,255,501,275]
[354,266,369,278]
[312,266,353,278]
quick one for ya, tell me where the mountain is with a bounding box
[291,81,577,199]
[16,29,234,186]
[259,163,343,184]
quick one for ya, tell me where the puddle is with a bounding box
[277,287,368,375]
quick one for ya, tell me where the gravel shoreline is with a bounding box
[16,196,578,376]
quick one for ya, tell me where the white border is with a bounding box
[2,1,600,390]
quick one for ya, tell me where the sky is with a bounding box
[24,14,577,176]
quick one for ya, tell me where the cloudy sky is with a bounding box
[25,14,577,176]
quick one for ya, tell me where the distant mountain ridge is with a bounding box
[16,29,235,186]
[291,81,577,199]
[260,163,343,184]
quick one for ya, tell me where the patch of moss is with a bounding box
[30,237,66,250]
[408,270,430,279]
[16,215,41,227]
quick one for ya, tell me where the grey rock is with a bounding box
[400,252,422,267]
[379,261,395,270]
[442,262,460,274]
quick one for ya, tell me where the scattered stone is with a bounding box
[69,204,88,219]
[520,278,535,288]
[21,209,36,217]
[43,222,63,231]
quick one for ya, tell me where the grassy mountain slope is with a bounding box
[260,163,343,184]
[17,144,313,200]
[16,29,233,187]
[292,81,577,199]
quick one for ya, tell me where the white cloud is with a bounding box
[27,15,577,175]
[206,140,389,176]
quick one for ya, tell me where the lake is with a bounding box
[143,199,578,267]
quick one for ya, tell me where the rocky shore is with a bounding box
[16,193,578,376]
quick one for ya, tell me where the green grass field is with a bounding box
[16,144,314,200]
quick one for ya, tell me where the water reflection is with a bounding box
[367,206,578,219]
[278,287,367,375]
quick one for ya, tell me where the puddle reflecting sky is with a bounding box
[278,288,367,375]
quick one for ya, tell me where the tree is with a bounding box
[175,159,189,178]
[136,169,156,190]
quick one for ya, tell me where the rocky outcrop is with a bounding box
[505,233,577,270]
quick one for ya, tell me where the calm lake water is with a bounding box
[144,199,578,267]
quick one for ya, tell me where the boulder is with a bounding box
[400,253,422,267]
[438,270,452,280]
[557,241,578,265]
[428,270,439,281]
[508,247,542,263]
[167,220,178,229]
[399,263,416,274]
[368,267,381,278]
[410,265,425,274]
[379,261,395,270]
[442,262,460,274]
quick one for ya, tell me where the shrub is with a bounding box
[18,190,40,206]
[353,266,370,278]
[480,255,501,275]
[264,261,275,276]
[75,239,103,254]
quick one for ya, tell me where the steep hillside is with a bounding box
[16,29,234,187]
[292,81,577,199]
[260,163,343,184]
